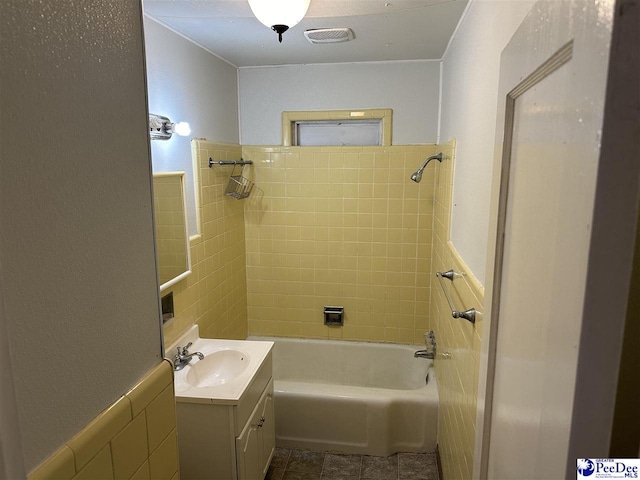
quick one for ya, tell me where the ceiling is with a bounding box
[143,0,468,67]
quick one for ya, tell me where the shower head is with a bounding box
[410,152,443,183]
[411,170,423,183]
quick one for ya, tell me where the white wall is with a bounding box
[1,0,162,471]
[439,0,535,284]
[239,61,440,145]
[144,17,239,236]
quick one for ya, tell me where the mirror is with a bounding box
[153,172,191,291]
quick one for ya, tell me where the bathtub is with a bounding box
[248,336,438,457]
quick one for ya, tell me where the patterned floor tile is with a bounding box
[266,466,286,480]
[271,448,440,480]
[320,475,360,480]
[271,448,292,469]
[286,450,326,475]
[323,453,362,476]
[361,454,398,479]
[398,453,438,480]
[283,470,322,480]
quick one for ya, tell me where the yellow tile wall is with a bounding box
[430,139,484,480]
[28,361,179,480]
[242,144,438,344]
[162,141,248,347]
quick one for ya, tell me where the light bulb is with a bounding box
[172,122,191,137]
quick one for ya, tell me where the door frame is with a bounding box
[473,0,640,478]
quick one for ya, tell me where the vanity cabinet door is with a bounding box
[258,385,275,476]
[236,379,275,480]
[236,419,261,480]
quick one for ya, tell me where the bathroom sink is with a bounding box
[169,325,273,404]
[185,348,250,387]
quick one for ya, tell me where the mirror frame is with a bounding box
[153,171,192,292]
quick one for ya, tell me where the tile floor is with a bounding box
[266,448,439,480]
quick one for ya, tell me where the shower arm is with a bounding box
[410,152,443,183]
[416,153,443,174]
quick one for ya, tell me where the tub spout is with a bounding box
[414,349,435,360]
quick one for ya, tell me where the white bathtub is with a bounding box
[248,336,438,457]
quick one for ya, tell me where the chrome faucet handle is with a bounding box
[424,331,435,348]
[179,342,193,355]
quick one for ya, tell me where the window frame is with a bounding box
[282,109,392,146]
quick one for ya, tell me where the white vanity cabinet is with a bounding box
[175,350,275,480]
[236,381,275,480]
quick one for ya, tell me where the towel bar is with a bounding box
[436,270,476,324]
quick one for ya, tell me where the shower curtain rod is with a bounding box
[208,158,253,168]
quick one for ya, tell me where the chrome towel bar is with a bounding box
[436,270,476,324]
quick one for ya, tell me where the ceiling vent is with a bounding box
[304,28,354,44]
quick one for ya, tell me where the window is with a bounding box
[282,109,392,146]
[294,120,382,146]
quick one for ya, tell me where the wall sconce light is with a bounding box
[149,114,191,141]
[248,0,311,43]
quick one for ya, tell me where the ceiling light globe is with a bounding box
[248,0,311,31]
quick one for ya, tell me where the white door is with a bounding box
[489,42,591,480]
[478,1,620,479]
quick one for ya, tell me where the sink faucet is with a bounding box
[173,342,204,371]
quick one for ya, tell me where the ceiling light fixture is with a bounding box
[149,114,191,141]
[248,0,311,43]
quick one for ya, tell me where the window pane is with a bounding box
[295,120,381,146]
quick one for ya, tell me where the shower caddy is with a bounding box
[208,158,254,199]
